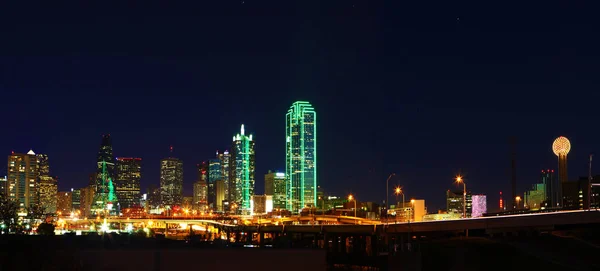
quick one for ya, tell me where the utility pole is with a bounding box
[589,154,594,210]
[510,137,517,210]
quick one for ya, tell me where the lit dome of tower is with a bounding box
[552,136,571,156]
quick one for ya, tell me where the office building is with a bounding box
[147,184,162,214]
[265,171,286,209]
[115,157,142,209]
[80,186,95,217]
[7,150,39,208]
[57,191,72,215]
[0,176,6,198]
[390,199,426,222]
[193,176,208,211]
[218,151,231,202]
[216,180,225,211]
[160,156,184,207]
[230,124,255,214]
[541,169,559,208]
[286,101,317,212]
[38,176,57,214]
[71,188,81,213]
[91,135,118,215]
[208,159,221,208]
[524,183,546,210]
[471,195,487,217]
[446,190,472,217]
[251,195,273,215]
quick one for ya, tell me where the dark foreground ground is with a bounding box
[1,233,598,271]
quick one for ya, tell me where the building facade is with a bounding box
[115,157,142,209]
[208,159,221,208]
[160,157,183,207]
[446,190,473,217]
[91,135,118,215]
[7,150,39,209]
[216,180,225,211]
[251,195,273,215]
[265,171,286,209]
[57,191,72,215]
[229,124,255,214]
[541,169,558,208]
[193,178,208,211]
[471,194,487,217]
[38,176,57,214]
[218,151,230,202]
[286,101,317,212]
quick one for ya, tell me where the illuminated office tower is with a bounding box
[115,157,142,209]
[229,124,255,214]
[7,150,39,208]
[286,101,317,212]
[218,151,231,201]
[471,195,487,218]
[160,154,184,207]
[265,170,286,209]
[208,159,221,208]
[193,178,208,211]
[91,135,118,215]
[36,153,57,214]
[196,162,209,208]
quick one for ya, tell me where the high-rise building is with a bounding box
[208,159,222,208]
[80,186,95,217]
[193,177,208,211]
[91,135,118,215]
[147,184,162,213]
[540,169,558,208]
[35,153,57,214]
[38,176,57,214]
[251,195,273,215]
[71,188,81,213]
[7,150,39,208]
[471,195,487,217]
[265,171,286,209]
[230,124,255,214]
[36,154,49,176]
[216,180,225,211]
[115,157,142,209]
[218,151,231,202]
[57,191,72,215]
[0,176,7,198]
[286,101,317,212]
[446,190,472,217]
[160,156,183,207]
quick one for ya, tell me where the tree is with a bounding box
[26,204,45,221]
[0,195,19,234]
[37,222,55,235]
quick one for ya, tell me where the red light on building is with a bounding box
[499,191,504,209]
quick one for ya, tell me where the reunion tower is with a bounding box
[552,136,571,183]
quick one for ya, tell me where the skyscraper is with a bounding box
[196,161,209,208]
[218,150,231,202]
[286,101,317,212]
[91,135,118,215]
[115,157,142,209]
[208,159,221,208]
[541,169,558,208]
[160,156,184,207]
[36,153,57,214]
[230,124,255,214]
[7,150,38,208]
[265,170,286,209]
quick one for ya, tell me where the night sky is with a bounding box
[1,1,599,211]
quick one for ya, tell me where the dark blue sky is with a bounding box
[0,1,599,211]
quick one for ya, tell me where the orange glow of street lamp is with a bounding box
[394,187,402,195]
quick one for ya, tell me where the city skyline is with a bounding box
[1,1,598,212]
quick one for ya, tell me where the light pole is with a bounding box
[386,173,396,216]
[455,175,467,218]
[394,187,404,223]
[348,194,357,223]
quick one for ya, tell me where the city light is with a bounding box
[552,136,571,156]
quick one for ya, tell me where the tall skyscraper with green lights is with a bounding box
[286,101,317,213]
[230,124,255,214]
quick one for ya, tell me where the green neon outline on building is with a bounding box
[232,124,255,214]
[286,101,317,213]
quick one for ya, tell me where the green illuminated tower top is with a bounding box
[286,101,317,213]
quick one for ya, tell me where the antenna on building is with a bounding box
[510,137,517,210]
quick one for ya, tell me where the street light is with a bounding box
[386,173,396,215]
[455,175,467,218]
[348,194,357,223]
[515,196,521,209]
[394,187,405,209]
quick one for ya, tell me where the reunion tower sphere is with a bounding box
[552,136,571,156]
